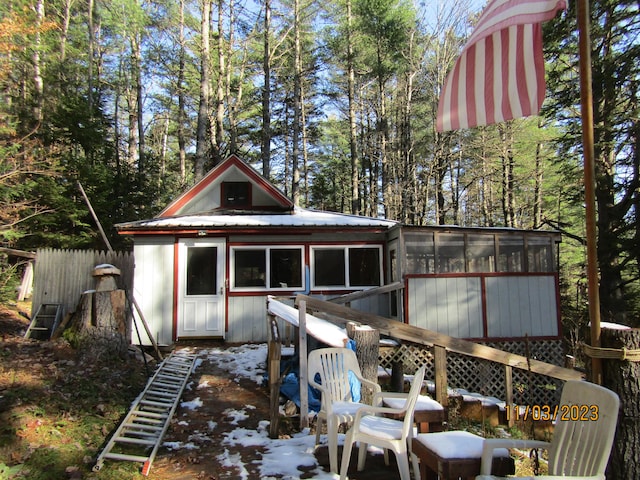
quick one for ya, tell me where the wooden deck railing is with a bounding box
[294,294,583,412]
[266,292,582,435]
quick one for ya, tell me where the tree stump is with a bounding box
[601,327,640,480]
[68,290,129,360]
[347,323,379,405]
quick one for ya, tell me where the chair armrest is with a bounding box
[373,391,407,408]
[376,392,408,400]
[479,438,551,475]
[352,403,408,421]
[353,375,381,405]
[358,376,382,393]
[308,376,323,391]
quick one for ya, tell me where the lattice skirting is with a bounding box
[379,339,566,406]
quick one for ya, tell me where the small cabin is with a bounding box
[116,155,561,356]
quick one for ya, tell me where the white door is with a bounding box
[178,238,226,338]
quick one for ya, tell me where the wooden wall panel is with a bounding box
[407,275,557,339]
[408,277,482,338]
[132,240,174,346]
[484,276,558,338]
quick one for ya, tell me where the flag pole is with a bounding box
[576,0,602,384]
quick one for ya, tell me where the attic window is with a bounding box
[222,182,251,208]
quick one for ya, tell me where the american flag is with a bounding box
[436,0,566,132]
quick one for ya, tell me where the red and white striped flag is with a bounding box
[436,0,566,132]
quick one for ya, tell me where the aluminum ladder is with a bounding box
[93,350,197,476]
[24,303,63,340]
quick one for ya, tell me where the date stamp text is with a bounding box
[505,404,599,422]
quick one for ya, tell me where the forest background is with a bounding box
[1,0,638,347]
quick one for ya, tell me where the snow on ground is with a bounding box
[169,343,512,479]
[170,344,339,480]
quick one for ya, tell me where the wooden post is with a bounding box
[128,293,163,360]
[298,300,309,430]
[267,314,282,439]
[267,314,282,438]
[433,345,448,407]
[504,365,514,428]
[391,361,405,392]
[347,322,379,404]
[576,0,602,385]
[601,328,640,480]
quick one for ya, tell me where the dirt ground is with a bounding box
[0,304,405,480]
[118,345,406,480]
[149,343,292,480]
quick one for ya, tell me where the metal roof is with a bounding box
[116,206,398,231]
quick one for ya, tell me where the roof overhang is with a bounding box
[116,207,398,235]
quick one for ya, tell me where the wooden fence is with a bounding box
[31,248,134,319]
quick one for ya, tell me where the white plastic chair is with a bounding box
[308,347,382,474]
[476,380,619,480]
[339,365,427,480]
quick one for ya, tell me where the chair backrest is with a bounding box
[548,380,619,477]
[308,348,363,404]
[400,366,427,440]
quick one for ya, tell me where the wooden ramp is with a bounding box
[93,350,197,476]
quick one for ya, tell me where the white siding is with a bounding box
[408,277,483,338]
[485,276,558,337]
[407,275,558,339]
[132,239,174,346]
[227,296,270,342]
[225,294,389,344]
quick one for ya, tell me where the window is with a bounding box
[436,234,465,273]
[467,234,495,272]
[270,248,303,288]
[527,236,554,272]
[186,247,217,295]
[498,236,524,272]
[234,249,265,287]
[312,246,382,288]
[350,248,381,286]
[222,182,251,208]
[313,249,346,286]
[231,246,303,290]
[405,232,435,274]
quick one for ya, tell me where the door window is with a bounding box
[186,247,218,295]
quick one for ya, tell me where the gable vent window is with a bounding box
[222,182,251,208]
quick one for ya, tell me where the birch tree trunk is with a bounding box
[261,0,272,179]
[88,0,95,113]
[32,0,44,122]
[533,138,543,228]
[134,34,145,175]
[500,123,516,227]
[195,0,212,180]
[346,0,360,215]
[213,0,226,165]
[60,0,71,62]
[177,0,187,183]
[291,0,302,206]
